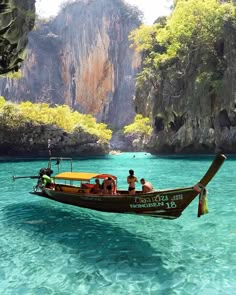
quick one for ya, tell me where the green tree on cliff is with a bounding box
[0,100,112,141]
[123,114,152,137]
[130,0,235,88]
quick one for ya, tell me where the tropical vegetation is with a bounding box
[123,114,153,137]
[0,97,112,141]
[129,0,236,91]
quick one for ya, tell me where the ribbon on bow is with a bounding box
[193,183,209,217]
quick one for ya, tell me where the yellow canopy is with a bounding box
[54,172,99,181]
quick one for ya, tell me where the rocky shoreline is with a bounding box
[0,122,109,157]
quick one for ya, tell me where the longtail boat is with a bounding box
[13,154,226,219]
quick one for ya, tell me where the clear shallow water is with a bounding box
[0,153,235,295]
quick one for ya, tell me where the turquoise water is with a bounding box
[0,153,235,295]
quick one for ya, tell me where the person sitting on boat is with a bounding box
[42,174,54,188]
[37,168,54,189]
[127,169,138,195]
[103,176,116,194]
[41,168,54,188]
[140,178,153,193]
[91,178,102,194]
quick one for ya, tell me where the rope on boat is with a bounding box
[193,182,209,217]
[48,139,52,156]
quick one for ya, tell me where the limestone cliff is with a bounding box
[0,0,35,74]
[135,20,236,154]
[0,0,141,129]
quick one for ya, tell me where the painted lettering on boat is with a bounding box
[131,194,183,209]
[170,194,183,201]
[135,195,168,203]
[131,202,162,209]
[130,201,177,209]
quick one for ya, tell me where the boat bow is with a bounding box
[198,154,226,187]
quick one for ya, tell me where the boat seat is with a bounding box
[81,183,94,193]
[55,184,63,191]
[82,183,94,189]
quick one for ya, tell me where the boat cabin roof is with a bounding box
[54,172,117,181]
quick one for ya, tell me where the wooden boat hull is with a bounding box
[31,153,226,219]
[38,186,198,219]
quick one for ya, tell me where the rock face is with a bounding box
[135,21,236,154]
[0,0,35,74]
[0,122,109,156]
[0,0,141,129]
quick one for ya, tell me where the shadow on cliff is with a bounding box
[3,201,171,278]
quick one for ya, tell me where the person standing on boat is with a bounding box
[103,176,116,194]
[140,178,153,193]
[127,169,138,195]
